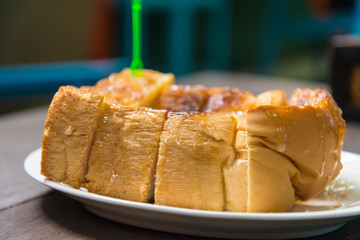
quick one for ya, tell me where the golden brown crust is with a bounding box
[202,87,255,115]
[289,88,346,144]
[155,85,209,112]
[90,68,174,107]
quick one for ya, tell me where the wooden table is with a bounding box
[1,71,360,240]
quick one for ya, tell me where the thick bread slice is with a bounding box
[223,115,248,212]
[155,113,236,211]
[286,88,345,199]
[246,108,297,212]
[88,68,174,107]
[41,86,104,188]
[246,89,345,212]
[223,90,286,212]
[85,104,167,202]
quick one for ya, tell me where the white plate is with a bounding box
[24,148,360,239]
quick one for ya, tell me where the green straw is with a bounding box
[130,0,144,76]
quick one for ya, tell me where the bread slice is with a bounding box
[87,68,174,107]
[199,88,255,212]
[224,90,287,212]
[155,112,236,211]
[245,88,345,212]
[41,86,105,188]
[223,88,345,212]
[85,104,167,202]
[286,88,345,199]
[223,115,249,212]
[86,104,166,202]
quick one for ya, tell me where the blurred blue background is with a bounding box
[0,0,358,113]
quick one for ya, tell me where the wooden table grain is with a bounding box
[1,71,360,240]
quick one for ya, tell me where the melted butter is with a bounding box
[167,113,185,147]
[315,110,327,177]
[103,115,110,124]
[110,170,119,183]
[264,108,288,152]
[64,125,74,135]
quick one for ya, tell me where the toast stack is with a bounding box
[41,69,346,212]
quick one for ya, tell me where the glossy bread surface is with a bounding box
[41,69,346,213]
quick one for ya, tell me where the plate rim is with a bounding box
[24,147,360,221]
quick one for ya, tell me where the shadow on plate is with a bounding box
[40,191,196,240]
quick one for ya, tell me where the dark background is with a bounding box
[0,0,357,113]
